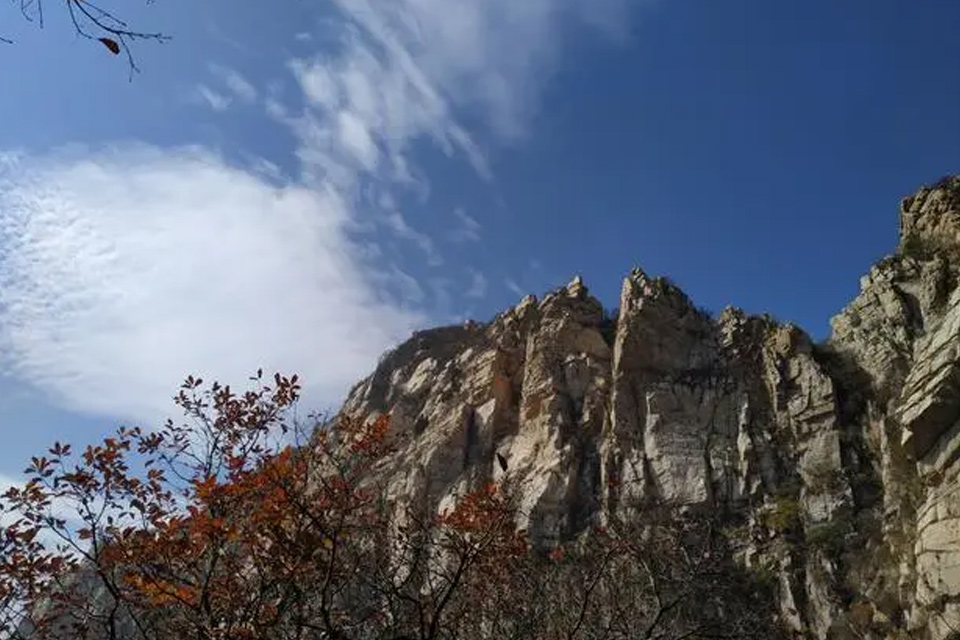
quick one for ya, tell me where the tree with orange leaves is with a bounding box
[0,371,532,640]
[0,369,786,640]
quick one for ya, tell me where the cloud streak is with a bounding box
[194,85,232,111]
[282,0,632,191]
[451,208,482,243]
[382,211,443,266]
[325,0,632,142]
[209,63,259,104]
[465,270,488,299]
[505,279,525,298]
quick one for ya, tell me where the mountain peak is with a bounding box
[337,173,960,640]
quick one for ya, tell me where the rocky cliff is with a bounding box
[336,174,960,640]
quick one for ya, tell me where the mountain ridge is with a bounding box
[335,174,960,639]
[12,174,960,640]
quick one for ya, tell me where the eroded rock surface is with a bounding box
[338,175,960,639]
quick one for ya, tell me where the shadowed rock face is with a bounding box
[339,175,960,639]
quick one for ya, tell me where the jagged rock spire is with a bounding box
[565,274,587,298]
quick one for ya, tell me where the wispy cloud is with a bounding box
[383,266,426,306]
[323,0,632,142]
[193,65,258,111]
[505,278,525,298]
[194,84,233,111]
[284,53,486,191]
[279,0,634,193]
[208,63,259,104]
[450,207,482,243]
[465,269,488,299]
[0,0,638,434]
[382,211,442,267]
[269,0,636,311]
[0,147,422,426]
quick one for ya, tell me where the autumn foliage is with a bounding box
[0,371,785,640]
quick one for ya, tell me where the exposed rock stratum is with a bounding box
[336,175,960,640]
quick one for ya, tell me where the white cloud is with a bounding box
[0,0,640,435]
[505,279,525,298]
[208,63,259,104]
[0,147,423,426]
[194,84,232,111]
[285,50,488,191]
[450,207,482,243]
[337,110,380,171]
[465,269,487,299]
[321,0,633,143]
[265,97,289,120]
[382,211,442,267]
[280,0,636,191]
[268,0,635,278]
[384,266,425,306]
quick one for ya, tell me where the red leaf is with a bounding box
[99,38,121,55]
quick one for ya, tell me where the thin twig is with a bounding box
[3,0,170,78]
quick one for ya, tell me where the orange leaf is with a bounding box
[99,38,121,55]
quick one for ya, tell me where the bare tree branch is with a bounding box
[3,0,169,77]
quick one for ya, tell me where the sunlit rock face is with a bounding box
[340,175,960,639]
[22,175,960,640]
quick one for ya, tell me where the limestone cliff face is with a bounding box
[338,175,960,640]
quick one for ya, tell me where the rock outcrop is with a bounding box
[337,174,960,640]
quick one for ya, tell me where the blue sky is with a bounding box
[0,0,958,486]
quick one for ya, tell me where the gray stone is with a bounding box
[329,174,960,640]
